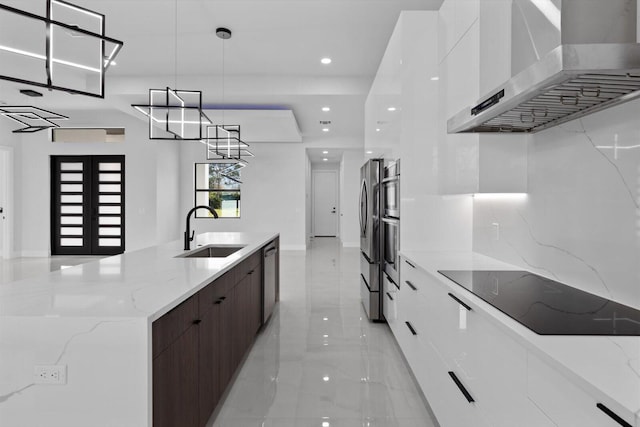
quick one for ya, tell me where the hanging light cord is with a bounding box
[221,33,225,126]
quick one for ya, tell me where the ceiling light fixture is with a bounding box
[322,128,329,132]
[375,128,380,132]
[323,158,328,161]
[132,0,210,140]
[0,105,68,133]
[387,107,397,111]
[322,150,328,154]
[322,107,330,112]
[0,1,123,98]
[430,76,439,81]
[321,57,332,65]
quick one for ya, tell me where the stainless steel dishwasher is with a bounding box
[263,242,278,323]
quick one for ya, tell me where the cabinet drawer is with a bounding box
[152,294,199,359]
[382,272,398,324]
[528,353,635,427]
[234,251,262,283]
[198,271,233,315]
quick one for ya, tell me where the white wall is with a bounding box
[340,149,362,247]
[12,110,180,256]
[155,141,181,245]
[0,120,19,258]
[179,141,307,250]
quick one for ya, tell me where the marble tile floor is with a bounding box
[0,238,438,427]
[209,237,438,427]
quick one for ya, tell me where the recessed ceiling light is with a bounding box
[323,376,330,382]
[375,128,380,132]
[322,150,328,154]
[366,151,373,154]
[321,57,332,65]
[387,107,396,111]
[322,106,330,112]
[430,76,439,81]
[323,158,328,161]
[322,128,329,132]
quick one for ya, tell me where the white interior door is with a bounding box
[313,170,338,237]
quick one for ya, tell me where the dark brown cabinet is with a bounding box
[152,238,279,427]
[152,296,200,427]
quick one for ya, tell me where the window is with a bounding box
[195,163,241,218]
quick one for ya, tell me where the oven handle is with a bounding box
[381,217,399,224]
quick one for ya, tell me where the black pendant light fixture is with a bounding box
[204,28,253,164]
[0,0,123,98]
[0,105,68,133]
[131,0,211,140]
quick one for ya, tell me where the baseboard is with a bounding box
[20,250,50,257]
[341,241,359,248]
[280,244,306,251]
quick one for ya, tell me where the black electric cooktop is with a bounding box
[437,270,640,336]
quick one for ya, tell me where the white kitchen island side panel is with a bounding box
[0,316,148,427]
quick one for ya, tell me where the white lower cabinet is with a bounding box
[527,353,635,427]
[396,255,625,427]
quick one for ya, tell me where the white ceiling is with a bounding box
[0,0,443,161]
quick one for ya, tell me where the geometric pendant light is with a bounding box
[0,105,68,133]
[132,88,212,140]
[0,0,124,98]
[204,124,253,161]
[131,0,211,140]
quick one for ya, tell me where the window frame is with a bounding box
[194,163,241,219]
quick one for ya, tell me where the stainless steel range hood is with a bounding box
[448,0,640,134]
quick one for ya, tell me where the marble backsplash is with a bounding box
[473,99,640,309]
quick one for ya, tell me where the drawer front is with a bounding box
[360,274,379,320]
[382,272,398,323]
[198,270,233,315]
[528,353,635,427]
[152,294,199,358]
[360,251,380,292]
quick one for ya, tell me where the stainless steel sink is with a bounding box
[178,245,246,258]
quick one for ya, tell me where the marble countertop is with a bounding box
[401,250,640,426]
[0,232,278,322]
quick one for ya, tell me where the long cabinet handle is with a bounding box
[386,292,394,301]
[405,280,417,291]
[405,321,417,336]
[448,371,475,403]
[405,260,416,269]
[448,293,472,311]
[596,403,632,427]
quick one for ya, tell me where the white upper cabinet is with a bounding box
[438,0,528,195]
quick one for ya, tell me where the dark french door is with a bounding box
[51,155,125,255]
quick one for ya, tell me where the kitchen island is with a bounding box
[0,232,279,427]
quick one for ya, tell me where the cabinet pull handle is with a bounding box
[214,300,222,305]
[405,280,417,291]
[405,321,417,335]
[597,403,632,427]
[192,319,202,325]
[386,292,394,301]
[219,296,226,300]
[248,270,254,275]
[448,371,475,403]
[448,293,472,311]
[405,260,416,269]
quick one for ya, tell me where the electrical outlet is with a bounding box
[34,365,67,385]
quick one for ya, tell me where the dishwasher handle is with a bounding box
[264,246,278,257]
